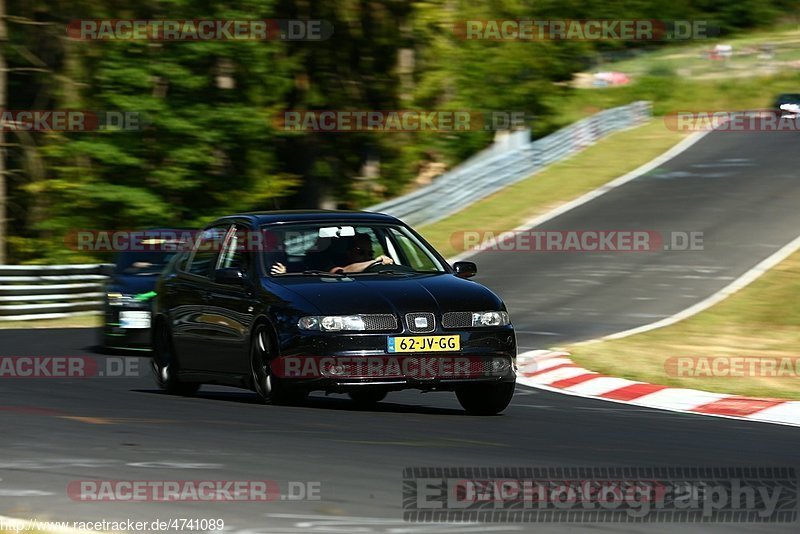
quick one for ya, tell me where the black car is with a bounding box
[101,232,185,351]
[775,93,800,118]
[151,211,517,415]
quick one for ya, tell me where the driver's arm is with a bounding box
[331,255,393,274]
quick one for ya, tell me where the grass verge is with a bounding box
[419,119,690,258]
[540,26,800,131]
[568,249,800,400]
[0,314,101,330]
[597,26,800,81]
[552,72,800,129]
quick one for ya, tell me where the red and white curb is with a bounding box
[517,350,800,428]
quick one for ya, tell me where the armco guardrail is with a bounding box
[0,264,109,321]
[369,101,652,227]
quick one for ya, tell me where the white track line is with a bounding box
[449,128,711,262]
[499,127,800,427]
[585,232,800,342]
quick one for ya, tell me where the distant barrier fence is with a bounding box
[0,264,110,321]
[369,101,652,227]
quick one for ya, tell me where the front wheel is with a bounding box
[152,322,199,396]
[250,324,306,405]
[456,382,515,415]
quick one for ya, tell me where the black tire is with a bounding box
[152,321,199,396]
[250,323,306,405]
[348,390,387,405]
[456,381,515,415]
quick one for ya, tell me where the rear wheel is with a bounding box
[250,323,306,405]
[456,382,515,415]
[348,390,387,406]
[152,322,199,396]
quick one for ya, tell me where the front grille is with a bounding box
[362,314,398,331]
[442,311,472,329]
[405,312,436,333]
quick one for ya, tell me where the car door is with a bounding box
[170,224,232,373]
[202,223,259,375]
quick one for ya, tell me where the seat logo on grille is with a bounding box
[414,317,429,329]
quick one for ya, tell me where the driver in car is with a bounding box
[330,233,393,274]
[270,232,393,275]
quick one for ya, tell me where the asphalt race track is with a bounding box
[1,130,800,533]
[476,130,800,349]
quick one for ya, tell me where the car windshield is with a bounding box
[261,222,447,276]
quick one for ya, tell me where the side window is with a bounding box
[187,226,230,277]
[388,228,438,271]
[354,227,384,256]
[218,225,250,273]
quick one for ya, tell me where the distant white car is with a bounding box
[776,94,800,119]
[779,103,800,119]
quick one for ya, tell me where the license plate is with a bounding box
[119,310,151,329]
[387,335,460,353]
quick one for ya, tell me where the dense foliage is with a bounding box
[3,0,795,262]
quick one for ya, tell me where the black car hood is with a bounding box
[271,273,504,315]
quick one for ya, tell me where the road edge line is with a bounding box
[449,128,711,262]
[577,232,800,343]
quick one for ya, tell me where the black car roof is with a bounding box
[215,210,402,226]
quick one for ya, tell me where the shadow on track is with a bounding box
[130,388,470,416]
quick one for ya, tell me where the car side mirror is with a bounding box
[453,261,477,279]
[214,267,246,285]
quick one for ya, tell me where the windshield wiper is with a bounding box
[300,269,344,277]
[374,270,413,276]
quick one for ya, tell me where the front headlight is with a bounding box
[471,311,510,327]
[107,291,156,306]
[299,315,366,331]
[107,292,132,306]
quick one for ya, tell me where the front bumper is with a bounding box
[276,327,517,392]
[102,302,154,350]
